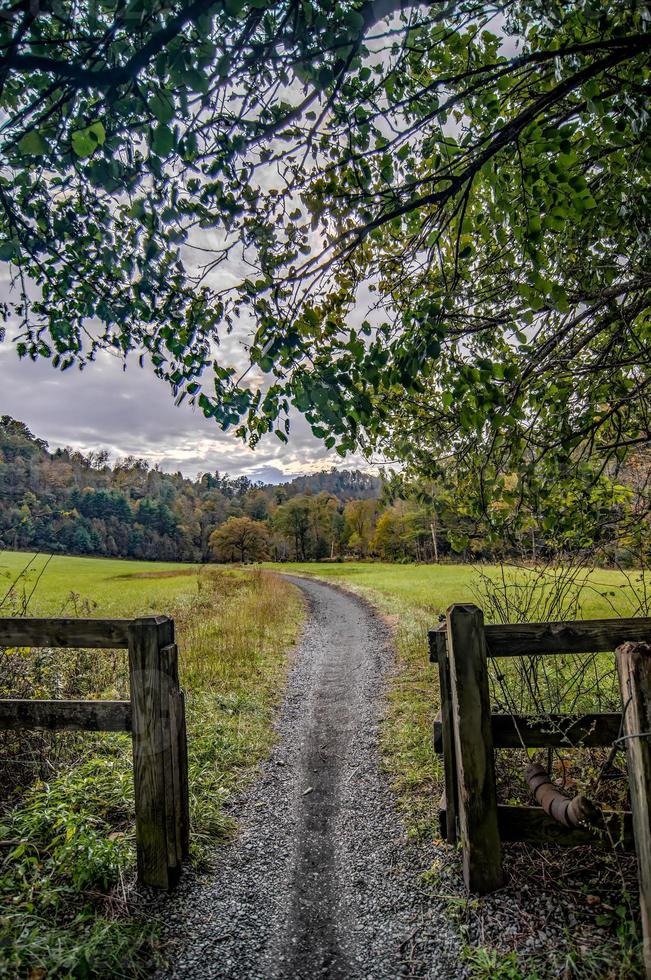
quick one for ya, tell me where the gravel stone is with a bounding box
[152,576,463,979]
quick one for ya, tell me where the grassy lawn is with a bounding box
[266,560,645,619]
[0,551,204,618]
[0,551,304,978]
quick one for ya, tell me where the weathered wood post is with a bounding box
[447,604,503,893]
[128,616,186,888]
[616,641,651,979]
[431,626,458,844]
[159,641,188,870]
[172,686,190,859]
[161,641,191,861]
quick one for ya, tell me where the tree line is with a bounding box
[1,416,647,566]
[0,416,378,562]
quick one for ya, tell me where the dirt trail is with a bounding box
[154,575,460,979]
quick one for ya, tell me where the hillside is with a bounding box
[277,469,381,500]
[0,416,381,562]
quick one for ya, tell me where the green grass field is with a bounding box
[3,552,643,623]
[0,551,204,618]
[264,560,647,621]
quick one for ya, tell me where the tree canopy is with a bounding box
[1,0,649,523]
[209,515,270,561]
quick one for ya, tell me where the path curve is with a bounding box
[154,575,461,979]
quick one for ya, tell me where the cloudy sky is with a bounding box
[0,342,376,482]
[0,6,429,485]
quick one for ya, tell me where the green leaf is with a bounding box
[152,124,175,157]
[71,122,106,158]
[317,66,334,89]
[149,93,174,124]
[0,240,17,260]
[18,131,48,156]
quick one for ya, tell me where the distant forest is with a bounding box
[0,417,389,562]
[1,417,647,566]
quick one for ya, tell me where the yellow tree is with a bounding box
[343,499,377,558]
[209,517,269,564]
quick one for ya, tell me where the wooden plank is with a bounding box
[498,804,635,850]
[436,712,621,751]
[616,642,651,978]
[438,790,447,840]
[168,686,190,860]
[433,712,621,751]
[484,617,651,658]
[433,709,443,753]
[176,688,190,859]
[0,699,131,732]
[447,604,503,893]
[128,616,175,889]
[428,623,446,663]
[160,643,182,878]
[0,617,131,648]
[431,628,458,845]
[493,712,622,748]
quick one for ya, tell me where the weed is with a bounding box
[462,946,529,979]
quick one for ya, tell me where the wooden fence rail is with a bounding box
[430,607,651,977]
[0,615,189,889]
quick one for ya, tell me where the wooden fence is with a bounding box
[0,615,189,889]
[431,605,651,977]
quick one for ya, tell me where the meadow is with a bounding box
[0,551,204,618]
[265,560,648,620]
[0,551,304,978]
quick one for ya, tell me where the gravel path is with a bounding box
[153,575,462,979]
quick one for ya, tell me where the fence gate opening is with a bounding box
[0,615,189,889]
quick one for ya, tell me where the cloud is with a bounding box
[0,344,376,480]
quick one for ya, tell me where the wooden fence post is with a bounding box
[160,642,190,861]
[128,616,179,889]
[176,688,191,858]
[159,642,184,874]
[616,641,651,979]
[431,627,458,844]
[447,604,503,894]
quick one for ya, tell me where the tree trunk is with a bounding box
[430,516,439,562]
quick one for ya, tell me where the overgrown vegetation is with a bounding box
[275,560,648,977]
[0,559,304,978]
